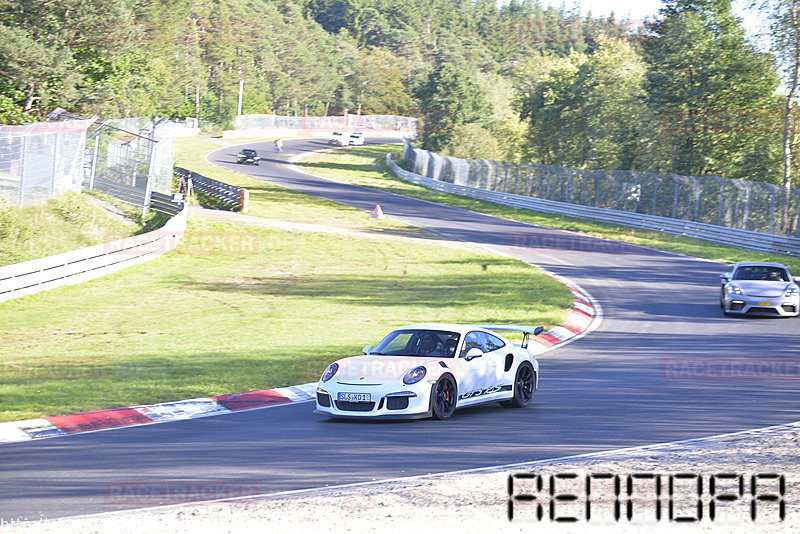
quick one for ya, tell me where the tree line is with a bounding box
[1,0,798,188]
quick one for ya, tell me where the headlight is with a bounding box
[728,285,742,295]
[402,366,427,385]
[786,286,799,297]
[321,363,339,382]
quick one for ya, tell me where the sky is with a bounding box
[532,0,770,42]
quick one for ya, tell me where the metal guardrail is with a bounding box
[0,205,188,304]
[387,155,800,258]
[150,191,184,217]
[91,178,183,217]
[175,167,248,212]
[91,177,146,207]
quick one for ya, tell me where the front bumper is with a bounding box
[725,295,799,317]
[314,382,434,419]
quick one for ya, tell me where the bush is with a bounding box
[440,123,503,160]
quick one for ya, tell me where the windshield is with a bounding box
[372,329,460,358]
[733,266,789,282]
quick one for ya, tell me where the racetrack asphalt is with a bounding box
[1,137,798,521]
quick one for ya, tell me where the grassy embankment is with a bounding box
[0,193,141,267]
[296,144,800,273]
[0,137,573,422]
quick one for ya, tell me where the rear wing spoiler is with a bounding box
[470,324,545,349]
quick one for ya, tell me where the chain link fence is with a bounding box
[233,114,417,134]
[0,119,94,207]
[84,117,177,215]
[402,141,800,237]
[0,111,187,215]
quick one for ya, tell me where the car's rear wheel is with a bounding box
[502,362,536,408]
[431,375,456,419]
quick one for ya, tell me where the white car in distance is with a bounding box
[328,132,346,146]
[347,132,365,146]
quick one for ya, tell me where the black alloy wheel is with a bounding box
[503,362,536,408]
[431,375,457,419]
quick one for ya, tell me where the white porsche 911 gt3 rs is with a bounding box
[314,323,543,420]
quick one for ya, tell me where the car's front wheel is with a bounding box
[502,362,536,408]
[431,375,456,419]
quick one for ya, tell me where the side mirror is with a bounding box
[533,326,544,336]
[464,348,484,361]
[720,273,731,284]
[362,345,372,355]
[793,277,800,284]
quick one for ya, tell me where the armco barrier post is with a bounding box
[240,189,249,213]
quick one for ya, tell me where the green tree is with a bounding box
[758,0,800,230]
[643,0,781,180]
[0,94,34,124]
[477,72,526,161]
[0,0,137,117]
[440,123,503,159]
[343,47,412,114]
[414,64,491,151]
[517,52,585,165]
[572,38,653,169]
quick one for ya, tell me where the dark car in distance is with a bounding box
[236,148,259,165]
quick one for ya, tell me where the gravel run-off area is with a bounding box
[4,421,798,534]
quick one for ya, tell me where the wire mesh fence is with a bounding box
[86,117,177,203]
[0,113,186,215]
[233,113,417,134]
[0,119,94,208]
[402,141,800,237]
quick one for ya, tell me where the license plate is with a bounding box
[759,301,771,306]
[338,392,371,402]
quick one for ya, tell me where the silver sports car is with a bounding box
[720,262,800,317]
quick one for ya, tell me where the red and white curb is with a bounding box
[528,269,602,356]
[0,384,317,444]
[0,275,599,445]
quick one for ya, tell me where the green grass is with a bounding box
[296,145,800,273]
[0,193,141,266]
[0,137,574,422]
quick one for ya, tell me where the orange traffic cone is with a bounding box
[370,205,385,219]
